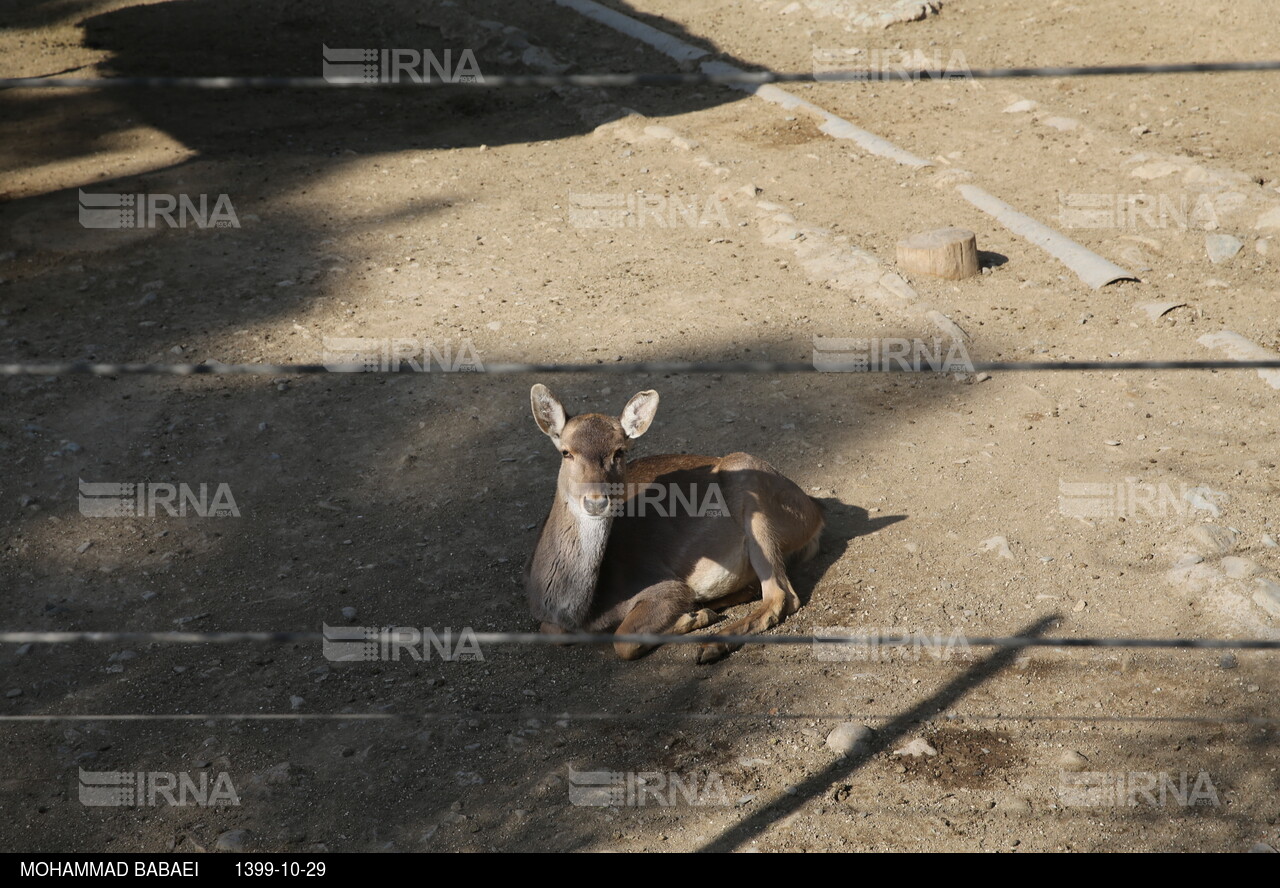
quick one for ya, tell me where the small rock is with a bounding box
[289,696,304,711]
[1186,524,1236,558]
[1261,534,1277,548]
[1058,750,1089,772]
[1255,206,1280,230]
[892,738,938,757]
[1205,234,1244,264]
[1219,653,1238,669]
[1137,301,1185,321]
[980,536,1014,560]
[5,688,22,698]
[341,606,357,621]
[214,829,251,852]
[75,541,93,554]
[1042,116,1080,131]
[1253,577,1280,618]
[995,794,1031,813]
[825,723,874,756]
[1221,557,1260,579]
[1131,161,1181,180]
[1002,100,1037,113]
[1249,842,1278,853]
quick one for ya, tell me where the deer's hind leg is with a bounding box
[696,513,801,664]
[611,580,721,661]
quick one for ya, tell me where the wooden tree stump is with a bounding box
[896,227,980,280]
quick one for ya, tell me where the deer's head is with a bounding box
[530,384,659,518]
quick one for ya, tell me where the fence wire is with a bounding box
[3,359,1280,376]
[4,61,1280,91]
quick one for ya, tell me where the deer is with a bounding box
[524,383,824,664]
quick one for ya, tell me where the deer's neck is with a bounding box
[527,486,613,630]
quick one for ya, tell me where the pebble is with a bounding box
[1262,534,1277,548]
[1058,750,1089,772]
[1042,116,1080,131]
[1219,653,1238,669]
[1131,161,1181,180]
[825,723,874,756]
[1249,842,1278,853]
[75,541,92,554]
[1002,100,1037,113]
[1253,577,1280,618]
[5,688,22,698]
[1185,524,1236,557]
[1255,206,1280,230]
[995,794,1031,813]
[341,606,358,621]
[980,536,1014,560]
[892,738,938,757]
[214,829,251,852]
[289,696,304,711]
[1221,556,1260,579]
[1205,234,1244,264]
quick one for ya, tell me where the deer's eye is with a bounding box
[561,450,573,460]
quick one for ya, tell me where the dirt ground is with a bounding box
[1,0,1278,853]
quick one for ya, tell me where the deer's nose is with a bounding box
[581,493,611,517]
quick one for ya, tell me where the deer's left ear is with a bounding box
[620,390,659,439]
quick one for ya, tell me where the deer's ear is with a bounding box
[530,384,567,441]
[620,390,659,439]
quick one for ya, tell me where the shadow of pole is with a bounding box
[697,614,1061,853]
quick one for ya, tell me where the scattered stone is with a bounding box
[1058,750,1089,772]
[995,794,1031,813]
[1249,842,1278,853]
[892,738,938,757]
[75,541,92,554]
[5,688,22,698]
[1253,577,1280,618]
[1221,557,1260,579]
[1185,524,1236,558]
[980,536,1015,560]
[289,696,305,711]
[642,124,677,140]
[1255,206,1280,230]
[341,606,357,621]
[1205,234,1244,264]
[214,829,252,852]
[1263,534,1278,548]
[1130,125,1151,136]
[825,722,874,756]
[1131,161,1181,180]
[1219,653,1238,670]
[1002,100,1037,113]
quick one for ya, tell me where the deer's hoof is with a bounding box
[696,641,731,665]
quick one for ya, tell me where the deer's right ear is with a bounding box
[530,384,567,442]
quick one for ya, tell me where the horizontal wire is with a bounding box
[0,711,1274,725]
[2,630,1278,650]
[3,359,1280,376]
[4,61,1280,91]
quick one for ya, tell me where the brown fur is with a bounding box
[524,385,824,663]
